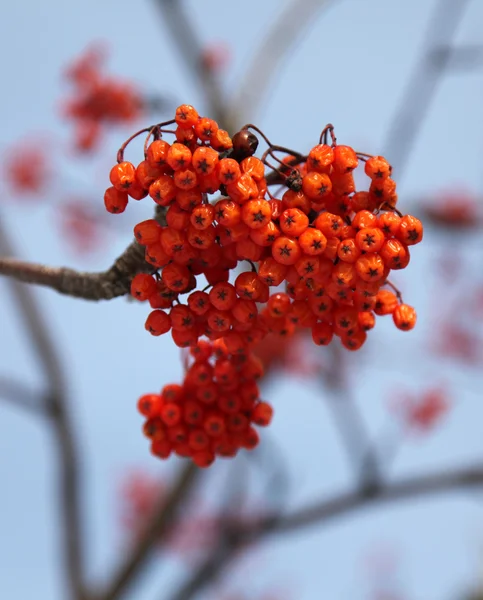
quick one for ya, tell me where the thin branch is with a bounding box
[227,0,334,128]
[0,375,47,414]
[153,0,229,128]
[383,0,473,179]
[0,215,86,599]
[257,462,483,536]
[97,462,199,600]
[0,240,151,301]
[168,462,483,600]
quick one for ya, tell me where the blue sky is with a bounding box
[1,1,483,599]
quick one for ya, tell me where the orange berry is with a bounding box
[279,208,309,236]
[173,168,198,190]
[217,158,241,184]
[166,203,191,231]
[374,289,398,315]
[209,282,237,311]
[364,155,392,180]
[176,188,203,211]
[109,161,136,191]
[146,140,170,168]
[352,210,378,231]
[188,290,210,315]
[194,117,219,141]
[341,329,367,351]
[192,146,219,176]
[379,239,410,270]
[104,186,128,214]
[355,227,385,253]
[302,171,332,200]
[281,189,311,214]
[241,199,272,229]
[333,145,358,174]
[134,219,161,245]
[337,238,361,263]
[166,142,192,171]
[312,321,334,345]
[307,144,334,173]
[355,253,385,282]
[358,311,376,331]
[271,236,302,265]
[240,156,265,181]
[299,228,327,255]
[175,104,199,128]
[211,128,233,151]
[393,304,417,330]
[251,402,273,426]
[226,173,258,204]
[396,215,423,246]
[149,175,177,206]
[214,199,241,226]
[377,212,401,236]
[249,221,280,246]
[145,310,171,336]
[190,204,215,230]
[258,257,288,286]
[131,273,157,301]
[314,212,344,238]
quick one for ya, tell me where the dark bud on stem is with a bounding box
[285,169,303,192]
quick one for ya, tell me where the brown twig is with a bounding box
[0,215,86,599]
[96,462,199,600]
[153,0,229,129]
[0,240,151,301]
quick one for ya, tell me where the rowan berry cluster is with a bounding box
[63,44,143,152]
[103,104,423,465]
[137,339,271,467]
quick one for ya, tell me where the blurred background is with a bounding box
[1,0,483,599]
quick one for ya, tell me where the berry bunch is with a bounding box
[103,104,423,465]
[63,44,143,152]
[137,339,271,467]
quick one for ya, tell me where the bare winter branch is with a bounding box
[228,0,334,128]
[0,215,86,599]
[97,462,199,600]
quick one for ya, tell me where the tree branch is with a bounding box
[168,462,483,600]
[96,462,199,600]
[0,240,151,301]
[0,375,47,414]
[383,0,473,179]
[153,0,229,128]
[227,0,334,128]
[0,215,86,599]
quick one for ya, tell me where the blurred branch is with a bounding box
[0,216,86,599]
[320,346,381,487]
[383,0,472,179]
[169,462,483,599]
[0,375,47,414]
[97,462,199,600]
[167,536,240,600]
[153,0,228,128]
[227,0,334,129]
[249,461,483,537]
[429,44,483,72]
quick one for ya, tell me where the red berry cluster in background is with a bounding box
[103,104,423,465]
[62,44,143,152]
[137,339,271,467]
